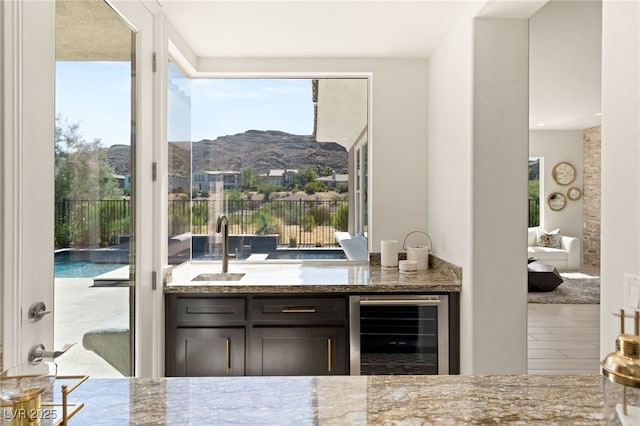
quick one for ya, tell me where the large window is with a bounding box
[167,77,368,263]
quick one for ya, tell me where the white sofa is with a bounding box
[527,227,581,271]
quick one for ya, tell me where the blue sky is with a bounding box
[57,61,314,147]
[190,78,313,142]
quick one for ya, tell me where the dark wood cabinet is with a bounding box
[166,292,458,376]
[166,294,348,377]
[250,326,346,375]
[174,328,245,376]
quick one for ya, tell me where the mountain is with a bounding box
[106,130,348,176]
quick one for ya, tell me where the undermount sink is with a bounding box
[192,273,246,282]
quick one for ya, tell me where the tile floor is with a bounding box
[527,265,601,375]
[527,303,600,374]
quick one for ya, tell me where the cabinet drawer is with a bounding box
[252,297,346,324]
[176,297,245,326]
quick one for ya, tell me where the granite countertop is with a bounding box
[164,261,461,294]
[33,375,605,425]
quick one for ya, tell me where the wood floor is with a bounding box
[528,303,600,374]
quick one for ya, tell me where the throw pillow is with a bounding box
[527,227,537,246]
[536,227,560,239]
[536,233,561,248]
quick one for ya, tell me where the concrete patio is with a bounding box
[54,276,129,377]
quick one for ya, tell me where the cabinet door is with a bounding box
[250,327,346,375]
[174,328,245,376]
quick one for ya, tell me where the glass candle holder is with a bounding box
[0,362,57,426]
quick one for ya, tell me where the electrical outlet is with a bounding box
[439,231,445,250]
[624,273,640,310]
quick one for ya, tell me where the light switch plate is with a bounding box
[624,273,640,310]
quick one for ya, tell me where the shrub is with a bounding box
[304,181,326,195]
[169,210,189,235]
[308,205,331,226]
[254,209,278,235]
[191,202,209,230]
[302,213,316,232]
[55,221,74,248]
[333,204,349,232]
[280,202,302,225]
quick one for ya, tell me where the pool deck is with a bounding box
[92,265,130,286]
[54,277,128,378]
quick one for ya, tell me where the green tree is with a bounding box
[257,183,280,201]
[225,189,243,212]
[242,166,258,191]
[294,167,318,189]
[55,115,122,201]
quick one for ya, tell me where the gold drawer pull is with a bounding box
[225,338,231,374]
[281,307,316,313]
[328,338,332,372]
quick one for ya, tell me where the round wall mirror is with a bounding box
[552,162,576,185]
[548,192,567,211]
[568,187,582,201]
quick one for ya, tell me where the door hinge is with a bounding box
[152,162,158,181]
[152,270,157,291]
[152,52,158,73]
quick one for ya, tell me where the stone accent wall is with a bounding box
[583,126,601,267]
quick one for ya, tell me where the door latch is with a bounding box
[28,343,76,363]
[28,301,52,322]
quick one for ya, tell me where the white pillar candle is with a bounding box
[381,240,398,268]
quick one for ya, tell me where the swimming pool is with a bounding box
[266,250,346,260]
[54,261,125,278]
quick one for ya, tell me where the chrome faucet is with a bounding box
[216,214,229,273]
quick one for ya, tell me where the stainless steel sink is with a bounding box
[192,273,245,282]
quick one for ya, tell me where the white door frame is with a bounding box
[1,0,160,377]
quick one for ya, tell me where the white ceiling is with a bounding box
[158,0,602,131]
[158,0,475,58]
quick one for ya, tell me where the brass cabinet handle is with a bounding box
[327,338,332,373]
[281,307,316,313]
[225,338,231,374]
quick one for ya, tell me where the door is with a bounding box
[250,327,347,376]
[1,0,156,376]
[174,328,245,376]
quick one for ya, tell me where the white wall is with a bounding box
[471,18,529,374]
[427,11,474,374]
[428,15,529,374]
[529,0,602,130]
[529,130,584,241]
[195,58,429,255]
[600,0,640,356]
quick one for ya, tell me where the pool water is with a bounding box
[55,261,125,278]
[266,250,346,260]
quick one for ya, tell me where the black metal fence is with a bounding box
[55,199,130,248]
[170,199,349,247]
[529,198,540,227]
[57,198,348,248]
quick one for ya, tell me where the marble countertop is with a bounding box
[31,375,605,425]
[164,261,461,294]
